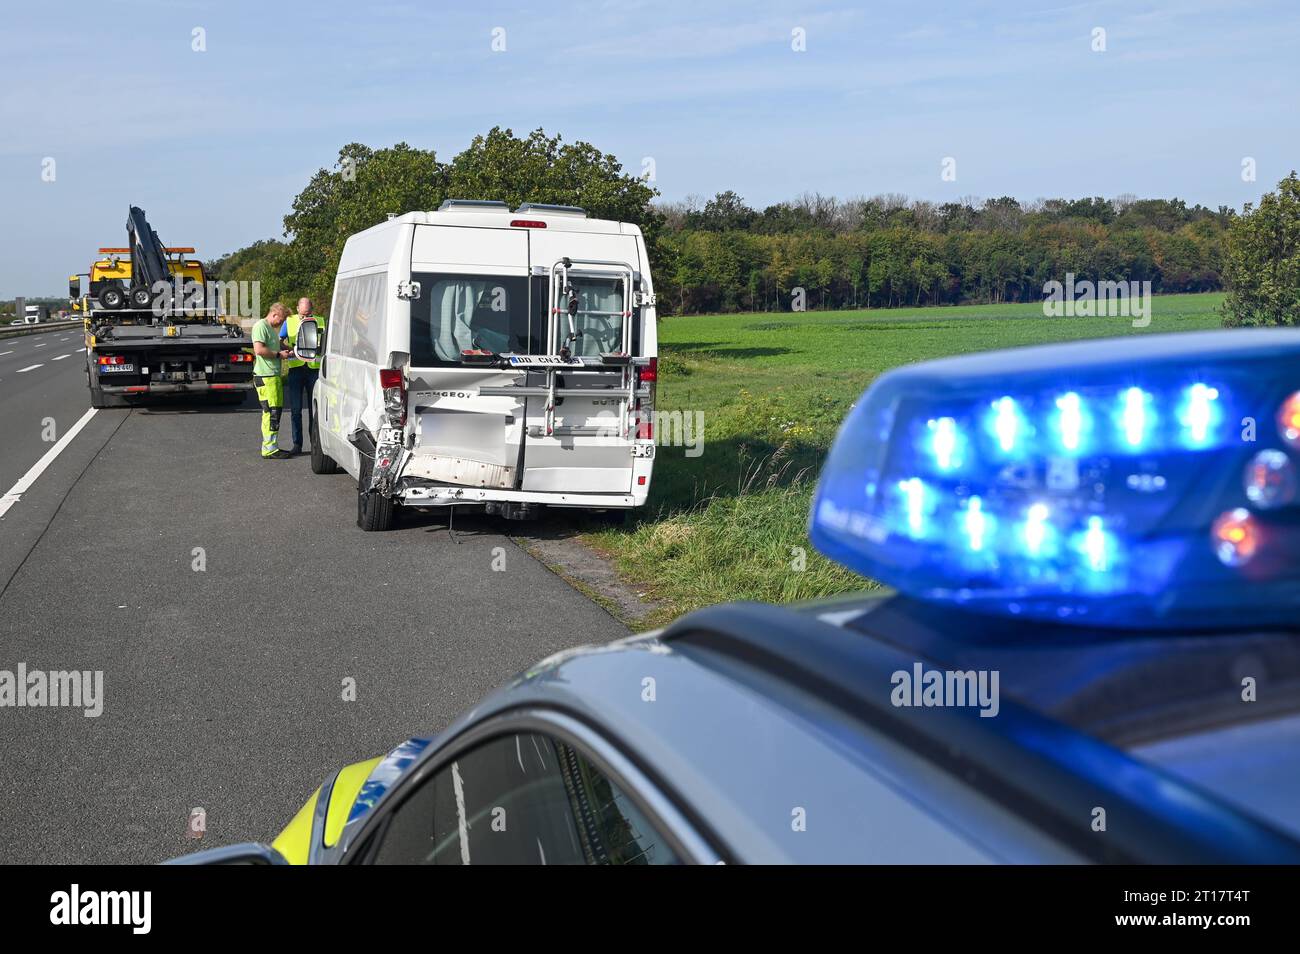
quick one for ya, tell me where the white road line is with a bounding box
[0,408,98,519]
[33,343,47,348]
[53,353,73,361]
[0,350,13,356]
[16,364,42,373]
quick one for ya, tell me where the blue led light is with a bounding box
[1022,502,1052,557]
[1120,387,1151,449]
[1054,392,1086,453]
[1079,515,1113,573]
[898,478,927,537]
[808,328,1300,628]
[1177,383,1220,448]
[990,397,1022,453]
[928,417,960,471]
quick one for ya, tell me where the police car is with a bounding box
[174,329,1300,864]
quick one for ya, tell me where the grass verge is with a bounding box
[587,293,1227,624]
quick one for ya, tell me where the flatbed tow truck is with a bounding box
[70,206,254,408]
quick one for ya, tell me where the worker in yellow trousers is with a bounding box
[251,303,293,459]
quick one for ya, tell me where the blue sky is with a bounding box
[2,0,1297,296]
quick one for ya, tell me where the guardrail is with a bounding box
[0,319,84,341]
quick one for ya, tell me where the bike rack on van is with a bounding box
[477,258,652,439]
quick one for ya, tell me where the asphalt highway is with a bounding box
[0,325,627,863]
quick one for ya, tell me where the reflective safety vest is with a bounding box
[284,314,325,370]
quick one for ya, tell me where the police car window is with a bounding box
[370,732,680,865]
[410,274,528,366]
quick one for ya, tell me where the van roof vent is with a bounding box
[515,203,588,218]
[438,199,511,213]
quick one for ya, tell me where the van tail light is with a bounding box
[636,398,654,441]
[636,359,657,440]
[510,219,547,229]
[379,368,406,425]
[98,355,127,365]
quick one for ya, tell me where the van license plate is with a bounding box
[100,363,135,373]
[507,355,581,367]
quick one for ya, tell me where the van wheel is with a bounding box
[310,412,339,475]
[356,456,394,531]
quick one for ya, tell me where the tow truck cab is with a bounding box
[309,200,658,528]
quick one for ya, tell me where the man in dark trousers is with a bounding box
[280,297,326,455]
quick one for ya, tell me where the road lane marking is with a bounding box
[53,353,73,361]
[33,343,46,348]
[0,351,12,356]
[16,365,42,373]
[0,408,99,519]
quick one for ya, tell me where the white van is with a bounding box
[298,200,658,530]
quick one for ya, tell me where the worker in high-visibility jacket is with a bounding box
[251,303,293,459]
[279,297,326,455]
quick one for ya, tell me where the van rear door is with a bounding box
[404,226,530,490]
[520,229,645,494]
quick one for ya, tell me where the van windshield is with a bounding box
[410,273,529,365]
[563,276,626,357]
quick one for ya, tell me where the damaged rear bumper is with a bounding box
[398,485,642,509]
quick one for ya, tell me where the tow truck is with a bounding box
[70,206,254,408]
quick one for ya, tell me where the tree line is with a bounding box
[653,191,1228,314]
[204,128,1298,324]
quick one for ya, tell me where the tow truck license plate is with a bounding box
[507,355,581,367]
[100,363,135,373]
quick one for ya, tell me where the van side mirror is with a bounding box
[69,276,81,299]
[295,321,322,360]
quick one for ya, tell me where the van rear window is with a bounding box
[410,274,529,366]
[560,276,626,357]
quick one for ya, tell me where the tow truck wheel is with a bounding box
[98,287,125,310]
[309,412,339,475]
[356,456,394,532]
[89,385,130,409]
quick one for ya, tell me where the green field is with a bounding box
[589,292,1228,624]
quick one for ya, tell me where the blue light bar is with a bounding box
[808,330,1300,628]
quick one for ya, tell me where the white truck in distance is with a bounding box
[300,200,659,530]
